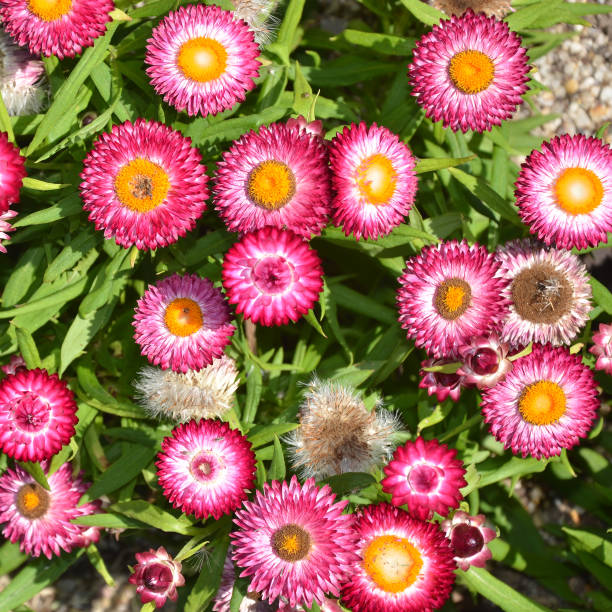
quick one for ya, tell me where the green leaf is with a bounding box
[330,283,396,326]
[596,122,610,140]
[590,276,612,315]
[43,230,98,283]
[1,246,45,307]
[505,0,565,30]
[399,0,445,26]
[129,0,175,18]
[110,500,203,535]
[71,512,147,530]
[243,361,263,424]
[22,177,70,191]
[477,456,548,489]
[17,461,49,490]
[563,527,612,566]
[417,403,452,434]
[304,309,327,337]
[86,544,115,586]
[320,472,377,496]
[268,435,286,481]
[12,325,41,369]
[247,423,299,448]
[416,155,476,174]
[0,541,27,575]
[0,91,14,143]
[12,193,82,228]
[335,30,415,55]
[303,56,397,87]
[292,60,314,117]
[274,0,306,63]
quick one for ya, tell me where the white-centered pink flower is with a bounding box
[590,322,612,375]
[441,510,497,571]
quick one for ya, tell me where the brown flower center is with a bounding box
[16,482,50,519]
[271,524,311,562]
[434,278,472,320]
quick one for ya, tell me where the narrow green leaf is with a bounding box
[596,122,610,140]
[330,283,396,326]
[416,155,476,174]
[71,512,148,530]
[505,0,564,31]
[276,0,306,57]
[268,435,286,481]
[0,541,27,575]
[563,527,612,566]
[304,309,327,337]
[86,544,115,586]
[590,276,612,314]
[1,246,45,307]
[399,0,445,26]
[13,325,41,369]
[247,423,299,448]
[336,30,415,55]
[129,0,175,18]
[417,403,452,434]
[243,361,263,424]
[21,177,70,191]
[44,230,98,283]
[320,472,377,496]
[12,193,82,227]
[0,91,14,143]
[292,60,314,117]
[477,456,548,488]
[110,500,202,535]
[17,461,50,491]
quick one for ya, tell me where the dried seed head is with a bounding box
[232,0,280,46]
[432,0,513,19]
[286,377,400,480]
[133,356,239,423]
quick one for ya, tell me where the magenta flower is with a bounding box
[419,357,465,402]
[457,334,512,389]
[590,322,612,375]
[222,227,324,326]
[0,208,17,254]
[133,273,235,373]
[441,510,497,571]
[0,131,25,213]
[0,354,26,376]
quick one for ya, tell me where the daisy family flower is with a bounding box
[129,547,185,609]
[214,121,332,238]
[0,208,17,254]
[515,134,612,250]
[286,115,324,139]
[1,354,26,375]
[145,4,260,117]
[0,131,26,212]
[80,119,208,250]
[222,227,324,326]
[0,0,114,59]
[0,31,46,115]
[590,323,612,375]
[433,0,513,19]
[133,273,235,373]
[409,10,529,132]
[0,463,100,558]
[341,503,456,612]
[286,377,399,480]
[457,334,512,389]
[133,356,239,422]
[232,476,359,609]
[419,357,465,402]
[481,344,599,459]
[0,368,78,462]
[496,239,592,347]
[397,240,508,358]
[441,511,497,571]
[157,419,256,519]
[329,122,417,240]
[382,437,466,519]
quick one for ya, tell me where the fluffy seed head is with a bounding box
[232,0,280,46]
[432,0,513,19]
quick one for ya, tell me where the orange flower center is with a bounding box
[554,167,603,215]
[356,154,397,205]
[434,278,472,320]
[363,534,423,593]
[519,380,566,426]
[164,298,203,337]
[449,50,495,94]
[28,0,72,21]
[114,158,170,213]
[177,37,228,82]
[16,483,49,519]
[247,160,296,210]
[271,524,312,562]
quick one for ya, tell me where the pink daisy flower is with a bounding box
[441,511,497,571]
[214,121,332,238]
[0,208,17,253]
[481,344,600,459]
[397,240,509,359]
[286,115,325,140]
[495,239,592,347]
[515,134,612,250]
[222,227,324,326]
[0,368,78,462]
[0,462,100,558]
[157,419,256,520]
[80,119,208,250]
[1,354,26,375]
[590,322,612,375]
[0,131,26,213]
[329,122,418,240]
[409,10,529,133]
[341,503,456,612]
[0,0,114,59]
[129,546,185,609]
[382,437,466,520]
[132,273,235,373]
[145,4,260,117]
[232,476,359,609]
[419,357,465,402]
[457,333,512,389]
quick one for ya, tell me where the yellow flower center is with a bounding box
[356,154,397,205]
[164,298,203,337]
[177,37,227,83]
[449,50,495,94]
[27,0,72,21]
[434,278,472,320]
[16,483,49,519]
[554,167,604,215]
[271,524,312,562]
[519,380,566,426]
[247,160,296,210]
[114,158,170,213]
[363,535,423,593]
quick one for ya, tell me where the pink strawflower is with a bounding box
[382,437,466,520]
[329,122,418,240]
[495,239,592,347]
[0,131,25,213]
[80,119,208,250]
[590,322,612,375]
[128,546,185,609]
[397,240,508,359]
[515,134,612,250]
[133,273,235,373]
[286,115,324,139]
[214,121,332,238]
[340,503,456,612]
[0,0,114,59]
[481,344,600,459]
[457,334,512,389]
[0,368,78,462]
[1,354,26,375]
[232,476,359,609]
[441,511,497,571]
[409,10,529,132]
[222,227,324,326]
[0,208,17,253]
[419,357,465,402]
[157,419,256,520]
[145,4,260,117]
[0,462,100,558]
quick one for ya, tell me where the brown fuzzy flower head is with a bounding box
[286,377,400,480]
[232,0,280,46]
[133,355,239,422]
[432,0,513,18]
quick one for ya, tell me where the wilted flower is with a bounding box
[441,510,497,570]
[457,334,512,388]
[419,357,465,402]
